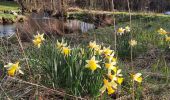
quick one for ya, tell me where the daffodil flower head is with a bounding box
[94,45,103,55]
[62,46,71,56]
[33,33,45,48]
[158,28,167,35]
[108,74,124,85]
[89,41,98,49]
[112,57,117,63]
[103,46,113,56]
[56,39,67,50]
[131,73,143,83]
[125,26,131,32]
[105,62,117,75]
[107,86,115,95]
[129,39,137,47]
[117,77,124,85]
[4,62,24,77]
[166,36,170,42]
[100,78,117,95]
[85,56,101,72]
[117,27,125,35]
[113,68,123,77]
[105,52,116,63]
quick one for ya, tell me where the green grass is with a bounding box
[0,1,19,22]
[85,13,170,59]
[0,1,19,11]
[0,13,17,19]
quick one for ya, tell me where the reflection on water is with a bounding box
[0,14,95,37]
[31,12,95,33]
[0,24,16,37]
[66,20,95,33]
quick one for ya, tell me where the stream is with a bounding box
[0,14,95,37]
[0,24,16,37]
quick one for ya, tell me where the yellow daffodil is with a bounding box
[105,62,116,69]
[131,73,142,83]
[56,39,67,50]
[62,46,71,56]
[158,28,167,35]
[89,41,99,49]
[85,56,101,72]
[166,36,170,41]
[108,68,124,85]
[113,68,123,77]
[105,62,117,75]
[105,52,116,62]
[4,62,24,77]
[108,74,124,85]
[117,27,125,35]
[125,26,130,32]
[117,77,124,85]
[103,47,113,56]
[94,45,103,55]
[129,39,137,47]
[33,33,45,48]
[112,57,117,63]
[100,79,117,95]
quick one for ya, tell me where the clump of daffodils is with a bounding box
[33,33,45,48]
[100,49,124,94]
[32,38,143,96]
[56,39,71,56]
[85,41,143,95]
[4,62,24,77]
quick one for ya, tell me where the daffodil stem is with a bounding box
[132,80,135,100]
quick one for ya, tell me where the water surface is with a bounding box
[0,24,16,37]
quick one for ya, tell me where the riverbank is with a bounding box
[0,1,25,24]
[0,14,25,24]
[68,9,170,25]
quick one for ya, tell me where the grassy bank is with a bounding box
[0,1,21,24]
[68,10,170,23]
